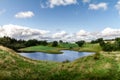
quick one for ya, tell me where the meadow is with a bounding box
[19,43,79,53]
[0,45,120,80]
[20,43,101,53]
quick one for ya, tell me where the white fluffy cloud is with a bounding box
[100,27,120,38]
[52,31,67,39]
[115,0,120,14]
[75,30,95,41]
[89,2,108,10]
[15,11,34,18]
[0,24,49,40]
[1,24,120,42]
[72,27,120,41]
[41,0,77,8]
[76,30,89,36]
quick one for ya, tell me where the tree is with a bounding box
[97,38,104,43]
[115,38,120,50]
[25,39,38,47]
[91,38,104,44]
[52,41,58,47]
[0,36,49,51]
[41,40,48,46]
[99,41,105,47]
[115,37,120,41]
[102,42,114,51]
[59,40,63,44]
[0,36,26,51]
[76,40,85,47]
[91,40,97,44]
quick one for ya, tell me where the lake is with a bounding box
[18,50,94,62]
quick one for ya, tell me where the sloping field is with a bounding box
[19,45,63,53]
[0,46,120,80]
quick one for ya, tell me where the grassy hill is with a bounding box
[19,43,79,53]
[79,43,102,52]
[19,43,102,54]
[0,46,120,80]
[19,45,63,54]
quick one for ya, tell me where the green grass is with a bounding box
[19,43,102,54]
[0,46,120,80]
[58,43,78,49]
[79,43,102,52]
[19,45,63,54]
[20,43,79,54]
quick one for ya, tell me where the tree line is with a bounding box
[0,36,86,51]
[91,38,120,51]
[0,37,48,51]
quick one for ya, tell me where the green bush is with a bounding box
[94,52,100,60]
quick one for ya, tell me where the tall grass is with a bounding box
[0,46,120,80]
[79,43,102,52]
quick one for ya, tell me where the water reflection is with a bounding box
[18,50,94,62]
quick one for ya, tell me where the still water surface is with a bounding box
[18,50,94,62]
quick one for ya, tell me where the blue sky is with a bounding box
[0,0,120,41]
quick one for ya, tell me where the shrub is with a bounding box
[94,52,100,60]
[62,60,70,63]
[76,40,85,47]
[52,41,58,47]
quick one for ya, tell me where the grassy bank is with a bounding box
[0,46,120,80]
[19,45,63,54]
[79,43,102,52]
[19,43,79,54]
[19,43,101,54]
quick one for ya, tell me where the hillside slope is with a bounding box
[0,46,120,80]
